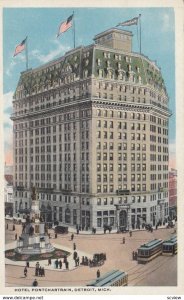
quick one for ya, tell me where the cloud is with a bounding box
[31,40,71,64]
[169,142,176,155]
[5,53,26,77]
[5,60,17,77]
[161,12,174,32]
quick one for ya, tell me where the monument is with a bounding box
[15,187,55,254]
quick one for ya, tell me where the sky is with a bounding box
[3,7,175,167]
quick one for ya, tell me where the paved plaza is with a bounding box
[5,223,177,287]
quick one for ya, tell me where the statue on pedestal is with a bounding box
[15,186,55,254]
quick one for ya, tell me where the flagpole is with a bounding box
[139,14,142,54]
[26,36,28,70]
[73,11,76,48]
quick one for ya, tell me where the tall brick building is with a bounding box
[11,28,171,230]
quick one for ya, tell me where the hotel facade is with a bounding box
[11,28,171,231]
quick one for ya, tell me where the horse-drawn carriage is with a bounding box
[89,253,106,267]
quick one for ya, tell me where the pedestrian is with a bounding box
[6,223,8,230]
[97,269,100,278]
[76,256,80,266]
[48,258,51,266]
[32,279,38,287]
[73,242,76,250]
[75,258,77,267]
[42,267,45,276]
[26,261,30,268]
[39,266,42,276]
[13,224,15,231]
[24,267,27,277]
[123,237,125,244]
[55,259,59,269]
[64,258,68,269]
[71,233,74,241]
[58,260,62,269]
[73,251,78,260]
[66,261,69,270]
[55,233,57,239]
[15,233,17,240]
[132,251,135,260]
[129,231,132,237]
[35,262,39,276]
[63,255,67,264]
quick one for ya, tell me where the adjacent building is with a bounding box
[4,165,13,216]
[11,27,171,230]
[169,169,177,219]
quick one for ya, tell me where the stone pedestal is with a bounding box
[15,221,54,254]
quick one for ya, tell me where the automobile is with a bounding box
[89,253,106,267]
[167,221,174,228]
[54,225,68,234]
[103,224,112,233]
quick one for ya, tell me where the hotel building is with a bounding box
[11,28,171,230]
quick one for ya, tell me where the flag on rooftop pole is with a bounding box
[13,37,28,71]
[116,15,142,54]
[116,17,139,27]
[13,37,27,57]
[57,14,74,38]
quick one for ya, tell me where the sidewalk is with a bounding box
[66,224,173,235]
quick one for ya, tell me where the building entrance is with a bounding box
[119,210,127,229]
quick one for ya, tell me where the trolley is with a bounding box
[137,239,163,264]
[162,235,177,256]
[86,269,128,286]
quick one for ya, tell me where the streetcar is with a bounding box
[137,239,163,264]
[162,235,177,256]
[86,269,128,286]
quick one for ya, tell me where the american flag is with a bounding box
[57,14,73,37]
[116,17,139,27]
[13,37,27,57]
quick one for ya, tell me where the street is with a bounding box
[5,223,177,287]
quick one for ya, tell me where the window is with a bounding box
[104,131,107,139]
[97,218,102,227]
[97,175,101,182]
[103,164,107,171]
[103,185,107,192]
[110,198,114,205]
[131,196,135,203]
[97,198,101,205]
[97,164,101,171]
[97,120,101,127]
[97,186,101,193]
[109,153,113,160]
[103,198,107,205]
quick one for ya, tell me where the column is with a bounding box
[116,208,120,232]
[127,207,132,230]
